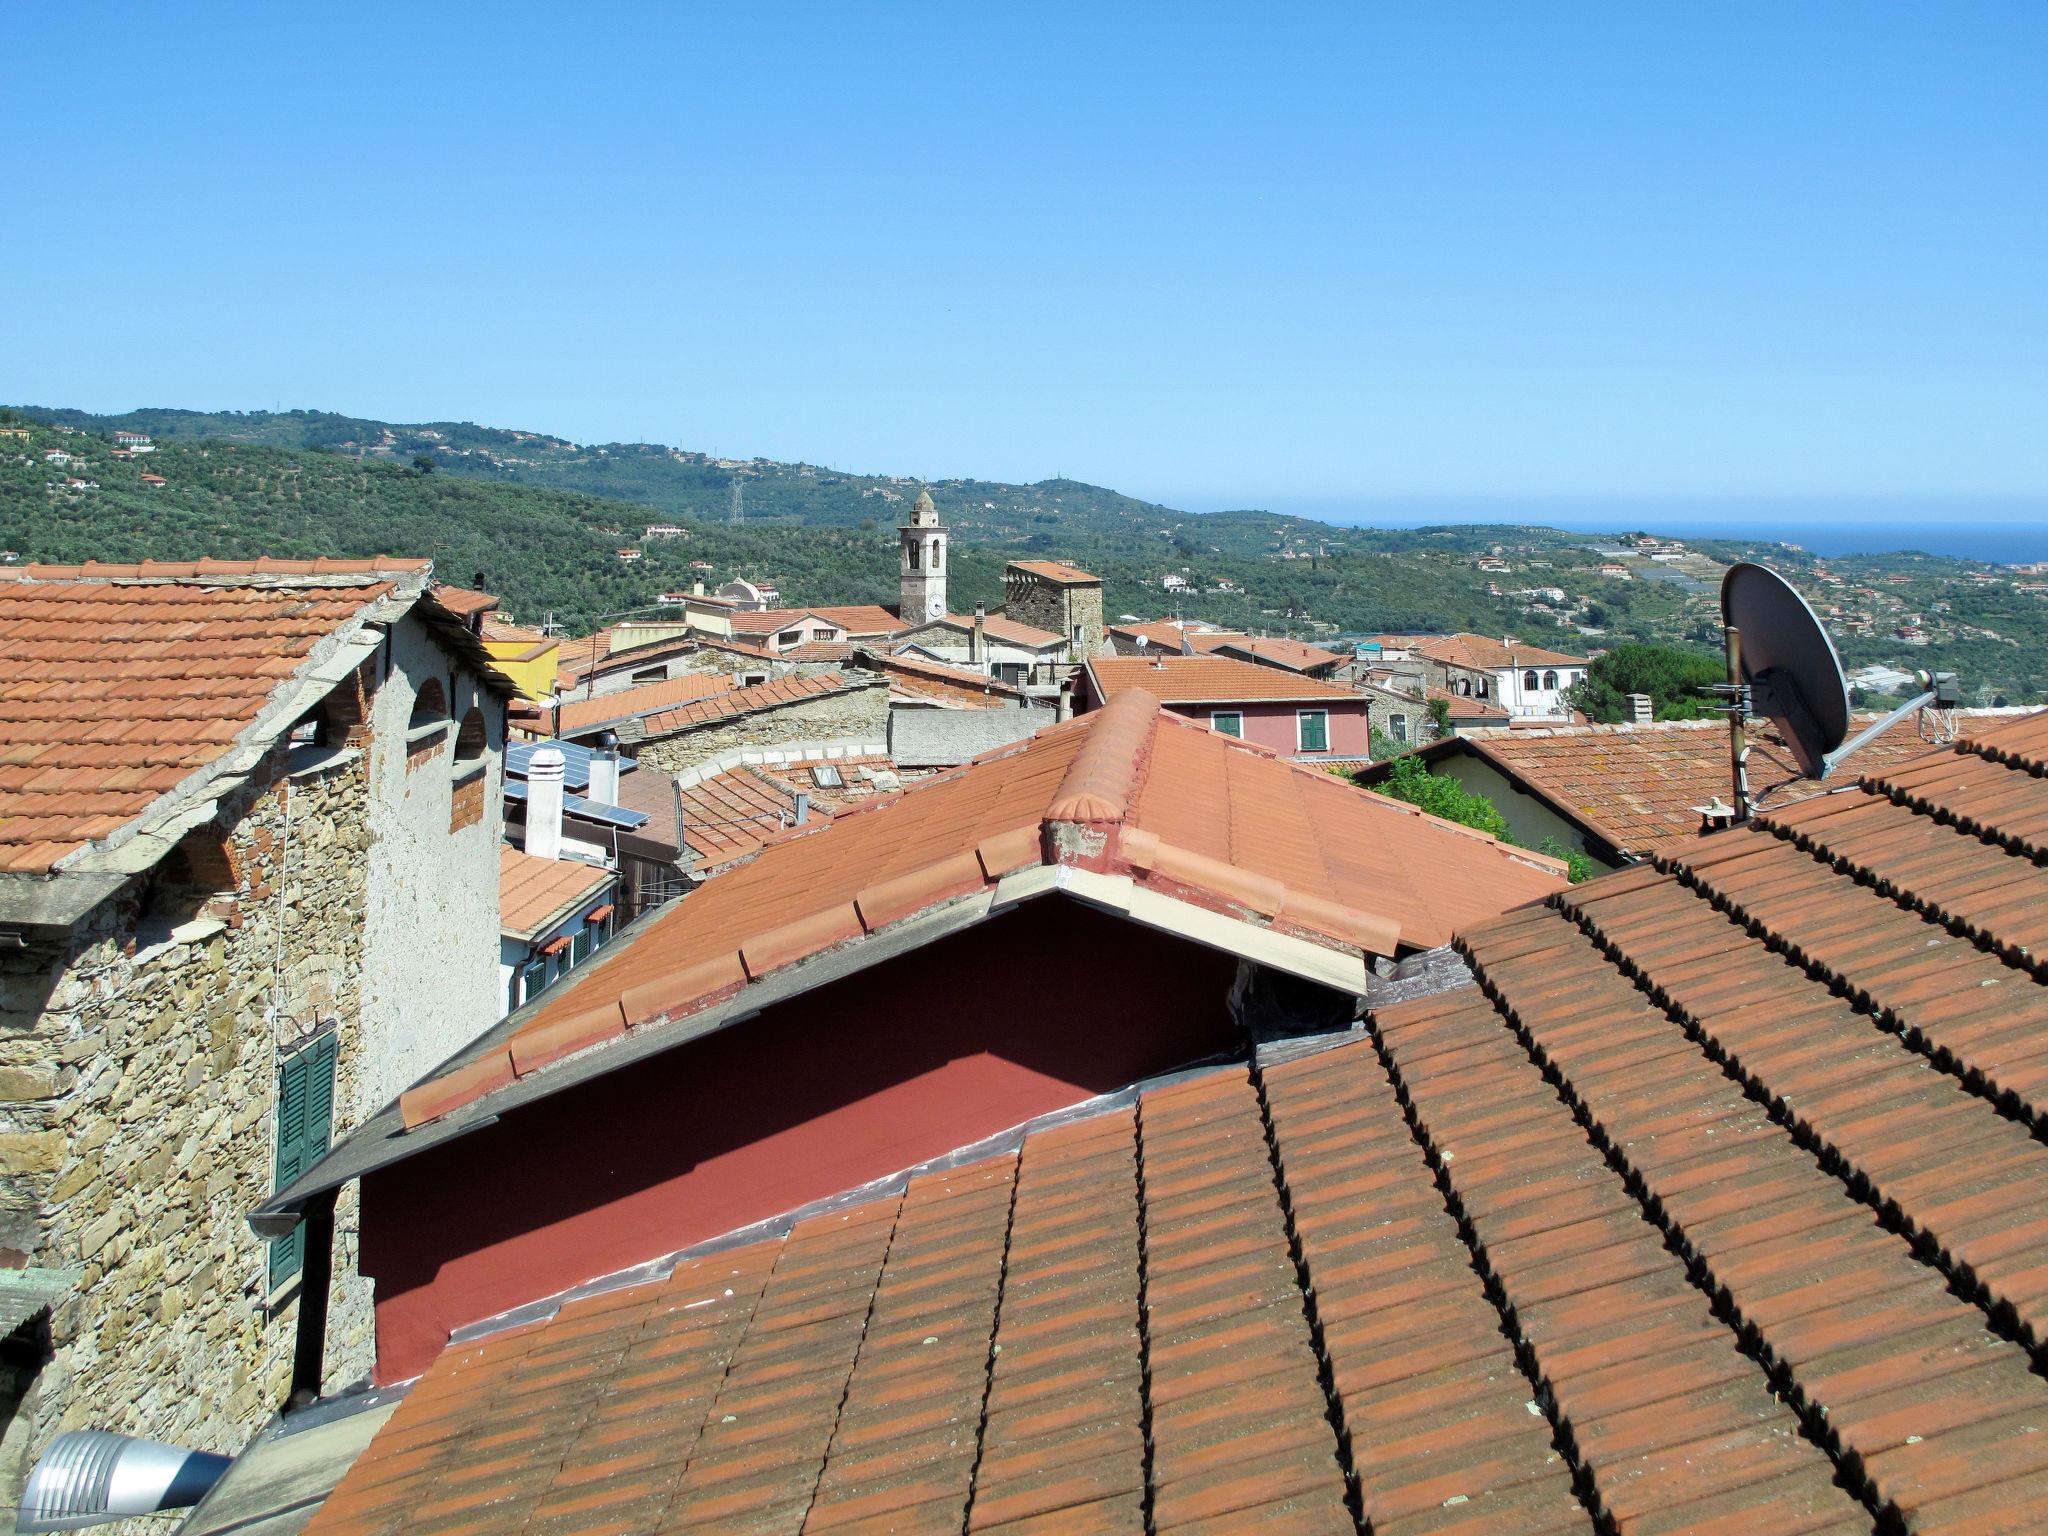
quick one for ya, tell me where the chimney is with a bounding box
[587,732,622,804]
[972,602,987,665]
[526,745,565,861]
[1625,693,1654,726]
[792,789,811,825]
[692,580,704,597]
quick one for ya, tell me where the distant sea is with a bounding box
[1205,497,2048,567]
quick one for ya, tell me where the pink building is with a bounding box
[1079,654,1373,758]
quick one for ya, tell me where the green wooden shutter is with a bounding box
[268,1035,339,1291]
[1300,711,1329,752]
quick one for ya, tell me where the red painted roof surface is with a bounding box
[1441,710,2028,856]
[0,569,403,872]
[1087,654,1361,704]
[328,710,2048,1533]
[639,671,869,737]
[1007,558,1100,584]
[498,846,613,942]
[398,690,1560,1127]
[556,629,774,687]
[551,672,733,737]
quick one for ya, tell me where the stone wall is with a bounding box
[633,684,891,777]
[0,747,378,1500]
[1003,574,1105,659]
[888,702,1054,767]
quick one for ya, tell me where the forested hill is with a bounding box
[0,406,1566,637]
[4,405,2042,701]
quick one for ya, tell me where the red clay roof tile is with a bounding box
[0,569,411,872]
[400,689,1561,1128]
[1086,655,1360,705]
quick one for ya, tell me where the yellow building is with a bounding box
[480,618,560,703]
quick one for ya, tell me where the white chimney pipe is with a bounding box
[526,745,566,861]
[587,732,622,804]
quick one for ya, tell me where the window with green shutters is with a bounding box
[1298,710,1330,752]
[269,1033,338,1292]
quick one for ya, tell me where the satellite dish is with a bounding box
[1720,562,1850,778]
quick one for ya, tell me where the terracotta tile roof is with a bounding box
[1109,619,1243,651]
[0,569,408,873]
[728,604,904,637]
[498,847,614,942]
[1,557,426,580]
[1202,634,1346,672]
[338,708,2048,1532]
[776,640,853,662]
[427,582,498,620]
[639,670,871,737]
[931,611,1065,648]
[1381,631,1589,670]
[1418,710,2030,857]
[610,762,826,868]
[1087,654,1361,704]
[397,690,1560,1127]
[555,628,775,687]
[860,649,1028,708]
[1429,684,1510,719]
[550,671,733,737]
[305,1045,1598,1535]
[1007,558,1100,584]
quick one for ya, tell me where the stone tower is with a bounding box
[898,488,948,624]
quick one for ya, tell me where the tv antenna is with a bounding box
[1709,562,1959,820]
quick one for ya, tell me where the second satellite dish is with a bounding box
[1720,562,1850,778]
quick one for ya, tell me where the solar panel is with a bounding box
[506,739,639,792]
[503,779,650,831]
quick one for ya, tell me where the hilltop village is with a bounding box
[0,486,2045,1535]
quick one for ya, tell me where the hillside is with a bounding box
[4,405,2043,701]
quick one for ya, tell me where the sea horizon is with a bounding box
[1174,496,2048,567]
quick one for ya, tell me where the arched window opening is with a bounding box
[454,707,487,765]
[410,677,448,730]
[1543,670,1558,690]
[930,541,941,571]
[907,542,920,570]
[1454,678,1471,696]
[1523,670,1540,691]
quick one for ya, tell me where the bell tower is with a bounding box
[898,488,947,625]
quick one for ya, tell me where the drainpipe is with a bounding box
[287,1187,336,1406]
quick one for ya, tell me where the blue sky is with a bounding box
[3,2,2044,514]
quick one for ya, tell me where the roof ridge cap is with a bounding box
[1045,692,1158,824]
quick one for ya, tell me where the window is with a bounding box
[1297,710,1330,753]
[520,957,548,1007]
[571,924,594,965]
[409,677,447,730]
[1543,670,1558,690]
[1454,679,1471,697]
[907,542,920,570]
[810,764,845,788]
[776,629,802,647]
[1476,677,1489,698]
[1211,712,1244,738]
[269,1033,338,1292]
[1390,713,1410,743]
[631,665,666,683]
[930,542,941,571]
[1523,670,1540,691]
[741,671,769,688]
[454,707,486,764]
[818,628,841,641]
[1072,625,1084,645]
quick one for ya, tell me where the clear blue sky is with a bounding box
[4,2,2044,514]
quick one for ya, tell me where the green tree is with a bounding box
[1566,642,1724,722]
[1427,696,1452,738]
[412,453,436,474]
[1369,754,1512,841]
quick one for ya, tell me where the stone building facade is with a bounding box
[632,681,890,778]
[1002,560,1105,660]
[0,562,511,1513]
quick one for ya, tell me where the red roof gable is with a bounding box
[396,690,1560,1127]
